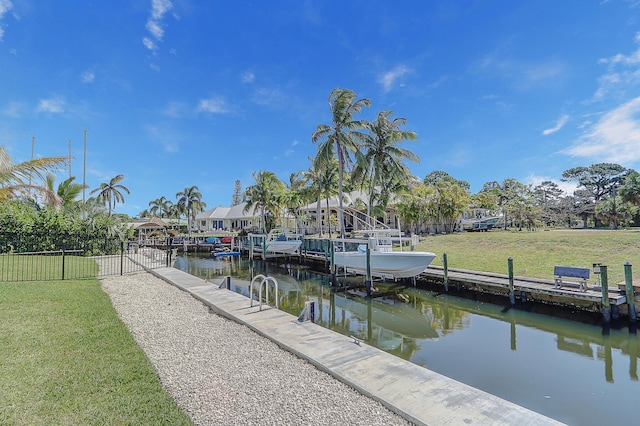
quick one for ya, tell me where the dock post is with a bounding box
[600,265,611,324]
[328,240,336,283]
[508,257,515,306]
[262,237,266,260]
[365,240,372,297]
[443,252,449,292]
[625,262,637,322]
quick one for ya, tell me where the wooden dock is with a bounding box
[417,265,630,314]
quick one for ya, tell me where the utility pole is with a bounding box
[83,130,87,206]
[68,139,72,178]
[28,136,35,197]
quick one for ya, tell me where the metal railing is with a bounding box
[0,236,174,282]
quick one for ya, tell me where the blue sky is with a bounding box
[2,1,640,217]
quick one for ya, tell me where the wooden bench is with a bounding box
[554,266,590,292]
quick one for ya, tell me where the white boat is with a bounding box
[250,228,302,255]
[332,229,436,279]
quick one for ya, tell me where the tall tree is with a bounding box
[90,174,130,216]
[562,163,628,227]
[619,170,640,206]
[595,196,638,229]
[533,180,563,226]
[312,88,370,237]
[231,180,243,206]
[354,110,419,223]
[243,171,285,233]
[302,156,332,236]
[0,146,67,205]
[176,186,206,235]
[424,179,471,233]
[424,170,470,191]
[148,196,169,218]
[45,174,86,209]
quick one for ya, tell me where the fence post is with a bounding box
[120,241,125,276]
[61,240,66,280]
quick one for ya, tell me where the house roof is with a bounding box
[195,202,259,220]
[129,217,169,229]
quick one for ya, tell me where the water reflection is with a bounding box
[174,254,640,424]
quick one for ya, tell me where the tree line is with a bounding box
[3,88,640,242]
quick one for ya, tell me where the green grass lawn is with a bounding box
[0,279,192,425]
[0,255,99,281]
[416,228,640,285]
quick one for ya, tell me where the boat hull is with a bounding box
[264,240,302,254]
[333,251,436,279]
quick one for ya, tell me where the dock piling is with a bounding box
[508,257,515,306]
[600,265,611,324]
[625,262,637,323]
[365,240,372,297]
[443,252,449,292]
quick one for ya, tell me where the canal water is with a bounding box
[173,254,640,425]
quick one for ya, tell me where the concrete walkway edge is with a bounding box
[148,267,564,426]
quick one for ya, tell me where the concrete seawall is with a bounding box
[150,267,564,425]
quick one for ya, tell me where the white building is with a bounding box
[194,202,261,233]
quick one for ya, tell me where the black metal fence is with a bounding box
[0,236,174,282]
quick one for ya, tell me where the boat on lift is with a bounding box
[249,228,303,255]
[332,229,436,280]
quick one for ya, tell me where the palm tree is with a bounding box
[148,196,169,218]
[90,174,130,216]
[312,88,370,237]
[45,174,87,209]
[176,185,206,235]
[0,146,68,204]
[243,171,285,233]
[355,110,419,223]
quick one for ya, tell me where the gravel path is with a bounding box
[101,271,411,426]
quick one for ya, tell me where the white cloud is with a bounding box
[143,0,173,53]
[378,65,410,93]
[593,32,640,100]
[164,101,186,117]
[525,174,578,196]
[143,37,156,51]
[241,71,255,83]
[542,114,569,136]
[81,70,95,84]
[251,87,285,106]
[562,96,640,163]
[0,0,13,41]
[196,98,228,113]
[36,97,65,113]
[146,19,164,40]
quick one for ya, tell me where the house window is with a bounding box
[201,220,206,227]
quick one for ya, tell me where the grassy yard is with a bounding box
[0,279,192,425]
[0,254,99,282]
[416,228,640,285]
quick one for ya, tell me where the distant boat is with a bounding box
[461,217,500,232]
[250,228,303,255]
[332,229,436,279]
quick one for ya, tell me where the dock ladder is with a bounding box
[249,274,279,311]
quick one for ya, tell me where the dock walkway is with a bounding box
[418,266,628,310]
[149,267,562,426]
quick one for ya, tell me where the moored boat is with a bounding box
[249,228,303,255]
[332,229,435,279]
